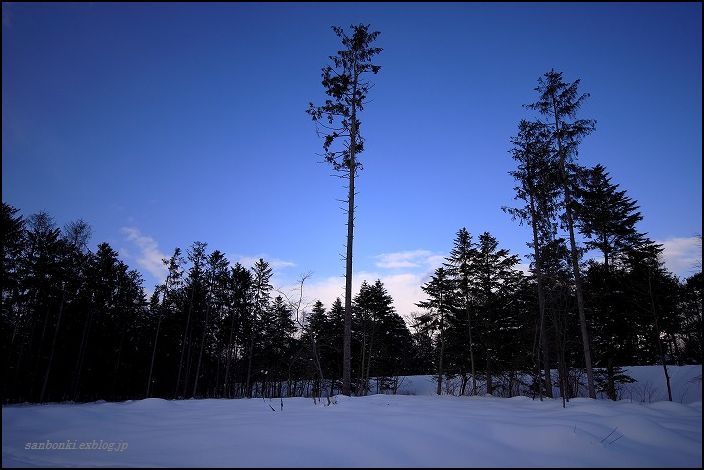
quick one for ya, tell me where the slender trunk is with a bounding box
[72,297,95,401]
[310,335,330,405]
[365,332,374,395]
[465,296,477,396]
[224,308,237,398]
[342,70,359,397]
[359,332,366,395]
[245,323,255,398]
[111,324,126,400]
[648,269,672,401]
[40,284,65,403]
[552,101,596,399]
[437,303,445,395]
[606,357,616,400]
[176,283,196,398]
[192,302,210,398]
[550,306,567,407]
[146,314,162,398]
[193,280,213,398]
[528,196,552,398]
[147,276,171,398]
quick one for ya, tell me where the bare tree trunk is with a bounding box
[437,306,445,396]
[193,300,211,398]
[528,193,552,398]
[342,70,359,397]
[40,284,65,403]
[224,310,237,398]
[176,283,196,398]
[72,296,95,401]
[146,314,162,398]
[365,333,374,396]
[648,269,672,401]
[552,102,596,399]
[245,332,254,398]
[465,299,477,396]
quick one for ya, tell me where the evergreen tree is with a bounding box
[175,241,208,398]
[146,248,184,398]
[505,119,560,398]
[415,267,456,395]
[577,164,644,272]
[678,272,702,364]
[443,228,480,395]
[307,24,382,396]
[223,263,253,398]
[473,232,523,395]
[246,258,273,397]
[526,69,597,398]
[622,239,679,401]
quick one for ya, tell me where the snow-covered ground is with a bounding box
[3,366,701,468]
[397,365,703,404]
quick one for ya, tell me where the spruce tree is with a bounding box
[443,228,479,395]
[473,232,523,395]
[307,24,382,396]
[505,119,560,398]
[527,69,597,398]
[415,267,456,395]
[577,164,644,272]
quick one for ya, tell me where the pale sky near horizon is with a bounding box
[3,3,701,318]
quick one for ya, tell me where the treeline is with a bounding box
[2,198,700,405]
[1,204,420,403]
[411,70,701,403]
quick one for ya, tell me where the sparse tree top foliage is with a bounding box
[525,69,596,164]
[306,24,382,173]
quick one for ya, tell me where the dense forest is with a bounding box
[2,172,700,405]
[1,32,701,405]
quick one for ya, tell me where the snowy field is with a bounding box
[3,366,701,468]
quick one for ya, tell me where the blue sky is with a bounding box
[3,3,701,316]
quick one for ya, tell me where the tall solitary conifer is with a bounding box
[307,24,382,396]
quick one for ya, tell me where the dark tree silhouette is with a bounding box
[307,24,382,396]
[527,70,597,398]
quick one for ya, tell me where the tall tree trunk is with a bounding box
[146,313,162,398]
[147,276,171,398]
[176,282,196,398]
[245,326,255,398]
[648,268,672,401]
[72,298,95,401]
[224,308,237,398]
[437,303,445,396]
[465,297,477,396]
[193,295,212,398]
[40,284,65,403]
[528,193,552,398]
[552,101,596,399]
[365,333,374,396]
[342,70,359,397]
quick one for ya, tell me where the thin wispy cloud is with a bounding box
[121,227,168,282]
[658,236,702,278]
[375,250,444,270]
[236,255,296,271]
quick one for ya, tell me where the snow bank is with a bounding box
[395,365,702,404]
[3,370,701,467]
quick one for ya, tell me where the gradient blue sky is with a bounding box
[3,2,701,316]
